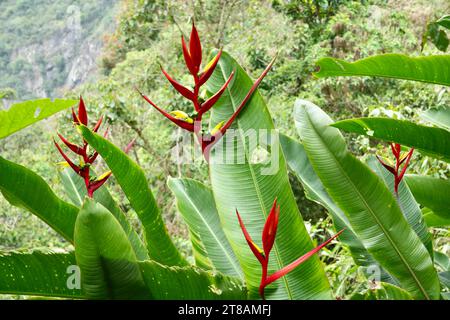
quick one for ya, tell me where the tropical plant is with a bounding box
[1,21,448,301]
[296,52,450,298]
[0,23,342,300]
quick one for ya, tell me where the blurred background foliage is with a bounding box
[1,0,449,299]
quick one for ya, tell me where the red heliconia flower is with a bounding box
[376,143,414,194]
[236,198,344,299]
[138,22,277,160]
[54,96,133,198]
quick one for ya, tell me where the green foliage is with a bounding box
[0,99,77,139]
[139,261,247,300]
[405,175,450,220]
[207,52,332,300]
[351,282,413,300]
[332,117,450,162]
[59,169,148,260]
[168,178,243,278]
[294,100,440,300]
[0,156,78,242]
[79,126,186,266]
[1,0,449,301]
[315,54,450,86]
[422,14,450,52]
[0,251,82,298]
[74,198,149,299]
[421,106,450,131]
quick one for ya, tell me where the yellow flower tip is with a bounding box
[97,170,112,181]
[202,53,219,74]
[170,110,194,123]
[210,120,225,135]
[56,161,70,168]
[251,240,264,256]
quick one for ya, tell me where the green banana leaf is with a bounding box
[167,177,243,278]
[314,54,450,86]
[58,168,148,260]
[421,106,450,131]
[435,251,450,271]
[74,198,150,299]
[405,175,450,219]
[139,260,246,300]
[439,272,450,291]
[294,99,440,300]
[280,134,399,284]
[207,51,332,299]
[279,134,370,265]
[368,157,433,255]
[79,126,186,266]
[0,251,83,298]
[422,208,450,227]
[0,156,78,242]
[332,118,450,162]
[0,98,78,139]
[351,282,413,300]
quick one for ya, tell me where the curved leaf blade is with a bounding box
[351,282,413,300]
[139,261,246,300]
[58,168,148,260]
[280,134,400,285]
[0,156,78,242]
[405,175,450,219]
[332,118,450,162]
[207,52,332,299]
[74,198,150,299]
[0,251,83,298]
[79,126,186,266]
[421,106,450,131]
[368,157,433,255]
[295,100,440,300]
[422,208,450,227]
[314,54,450,86]
[168,177,243,278]
[279,133,372,266]
[0,99,77,139]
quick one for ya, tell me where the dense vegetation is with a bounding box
[0,0,449,300]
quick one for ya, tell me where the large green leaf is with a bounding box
[332,118,450,162]
[294,100,440,300]
[422,208,450,227]
[351,282,413,300]
[58,168,148,260]
[439,272,450,291]
[0,251,83,298]
[207,51,332,299]
[280,134,400,284]
[279,134,371,266]
[435,251,450,271]
[167,177,243,278]
[74,198,150,299]
[0,98,77,139]
[314,54,450,86]
[139,261,246,300]
[0,156,78,242]
[405,175,450,219]
[79,126,186,266]
[368,158,433,255]
[421,106,450,131]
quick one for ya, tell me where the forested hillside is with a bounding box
[0,0,119,99]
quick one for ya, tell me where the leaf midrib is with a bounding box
[303,110,431,299]
[216,62,293,299]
